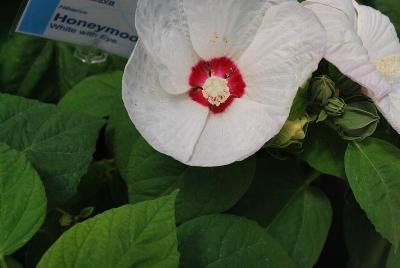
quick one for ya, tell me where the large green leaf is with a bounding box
[232,156,332,268]
[59,71,123,117]
[300,124,347,179]
[0,34,54,96]
[376,0,400,35]
[343,196,392,268]
[178,214,296,268]
[37,193,179,268]
[0,93,104,207]
[345,138,400,248]
[0,143,46,257]
[107,100,256,223]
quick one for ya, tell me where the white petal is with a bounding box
[123,42,209,163]
[238,1,325,109]
[355,3,400,61]
[187,98,286,167]
[183,0,288,61]
[305,0,357,23]
[305,0,392,100]
[375,89,400,133]
[135,0,199,94]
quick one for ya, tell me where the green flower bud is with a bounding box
[329,101,379,141]
[310,75,336,106]
[269,116,309,148]
[324,97,346,117]
[59,214,73,227]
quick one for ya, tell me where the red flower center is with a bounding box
[188,57,245,113]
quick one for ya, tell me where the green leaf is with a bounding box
[232,157,332,268]
[376,0,400,35]
[37,193,179,268]
[300,124,347,178]
[178,214,296,268]
[343,196,392,268]
[56,43,126,96]
[0,93,104,207]
[0,143,46,257]
[0,34,54,96]
[345,138,400,248]
[107,100,256,223]
[59,71,123,117]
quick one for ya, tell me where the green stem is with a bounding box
[0,256,8,268]
[306,171,322,185]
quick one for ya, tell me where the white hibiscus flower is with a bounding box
[123,0,326,166]
[304,0,400,132]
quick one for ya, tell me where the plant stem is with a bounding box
[0,256,8,268]
[306,171,322,185]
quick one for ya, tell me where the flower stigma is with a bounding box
[202,76,231,106]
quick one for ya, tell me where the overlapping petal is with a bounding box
[238,1,325,117]
[376,90,400,133]
[354,3,400,133]
[187,98,286,166]
[305,0,400,134]
[183,0,288,61]
[355,2,400,61]
[135,0,199,94]
[304,0,392,99]
[122,42,209,163]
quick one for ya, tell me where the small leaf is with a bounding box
[232,156,332,268]
[59,71,123,117]
[78,207,95,219]
[107,100,255,223]
[345,138,400,248]
[178,214,296,268]
[300,124,347,178]
[38,193,179,268]
[0,143,46,256]
[0,93,104,207]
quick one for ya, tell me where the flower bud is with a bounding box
[329,101,379,141]
[59,214,73,227]
[324,97,346,117]
[269,116,309,148]
[310,75,336,106]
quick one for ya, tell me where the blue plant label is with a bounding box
[16,0,138,58]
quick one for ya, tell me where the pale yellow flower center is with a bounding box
[202,76,231,106]
[373,55,400,84]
